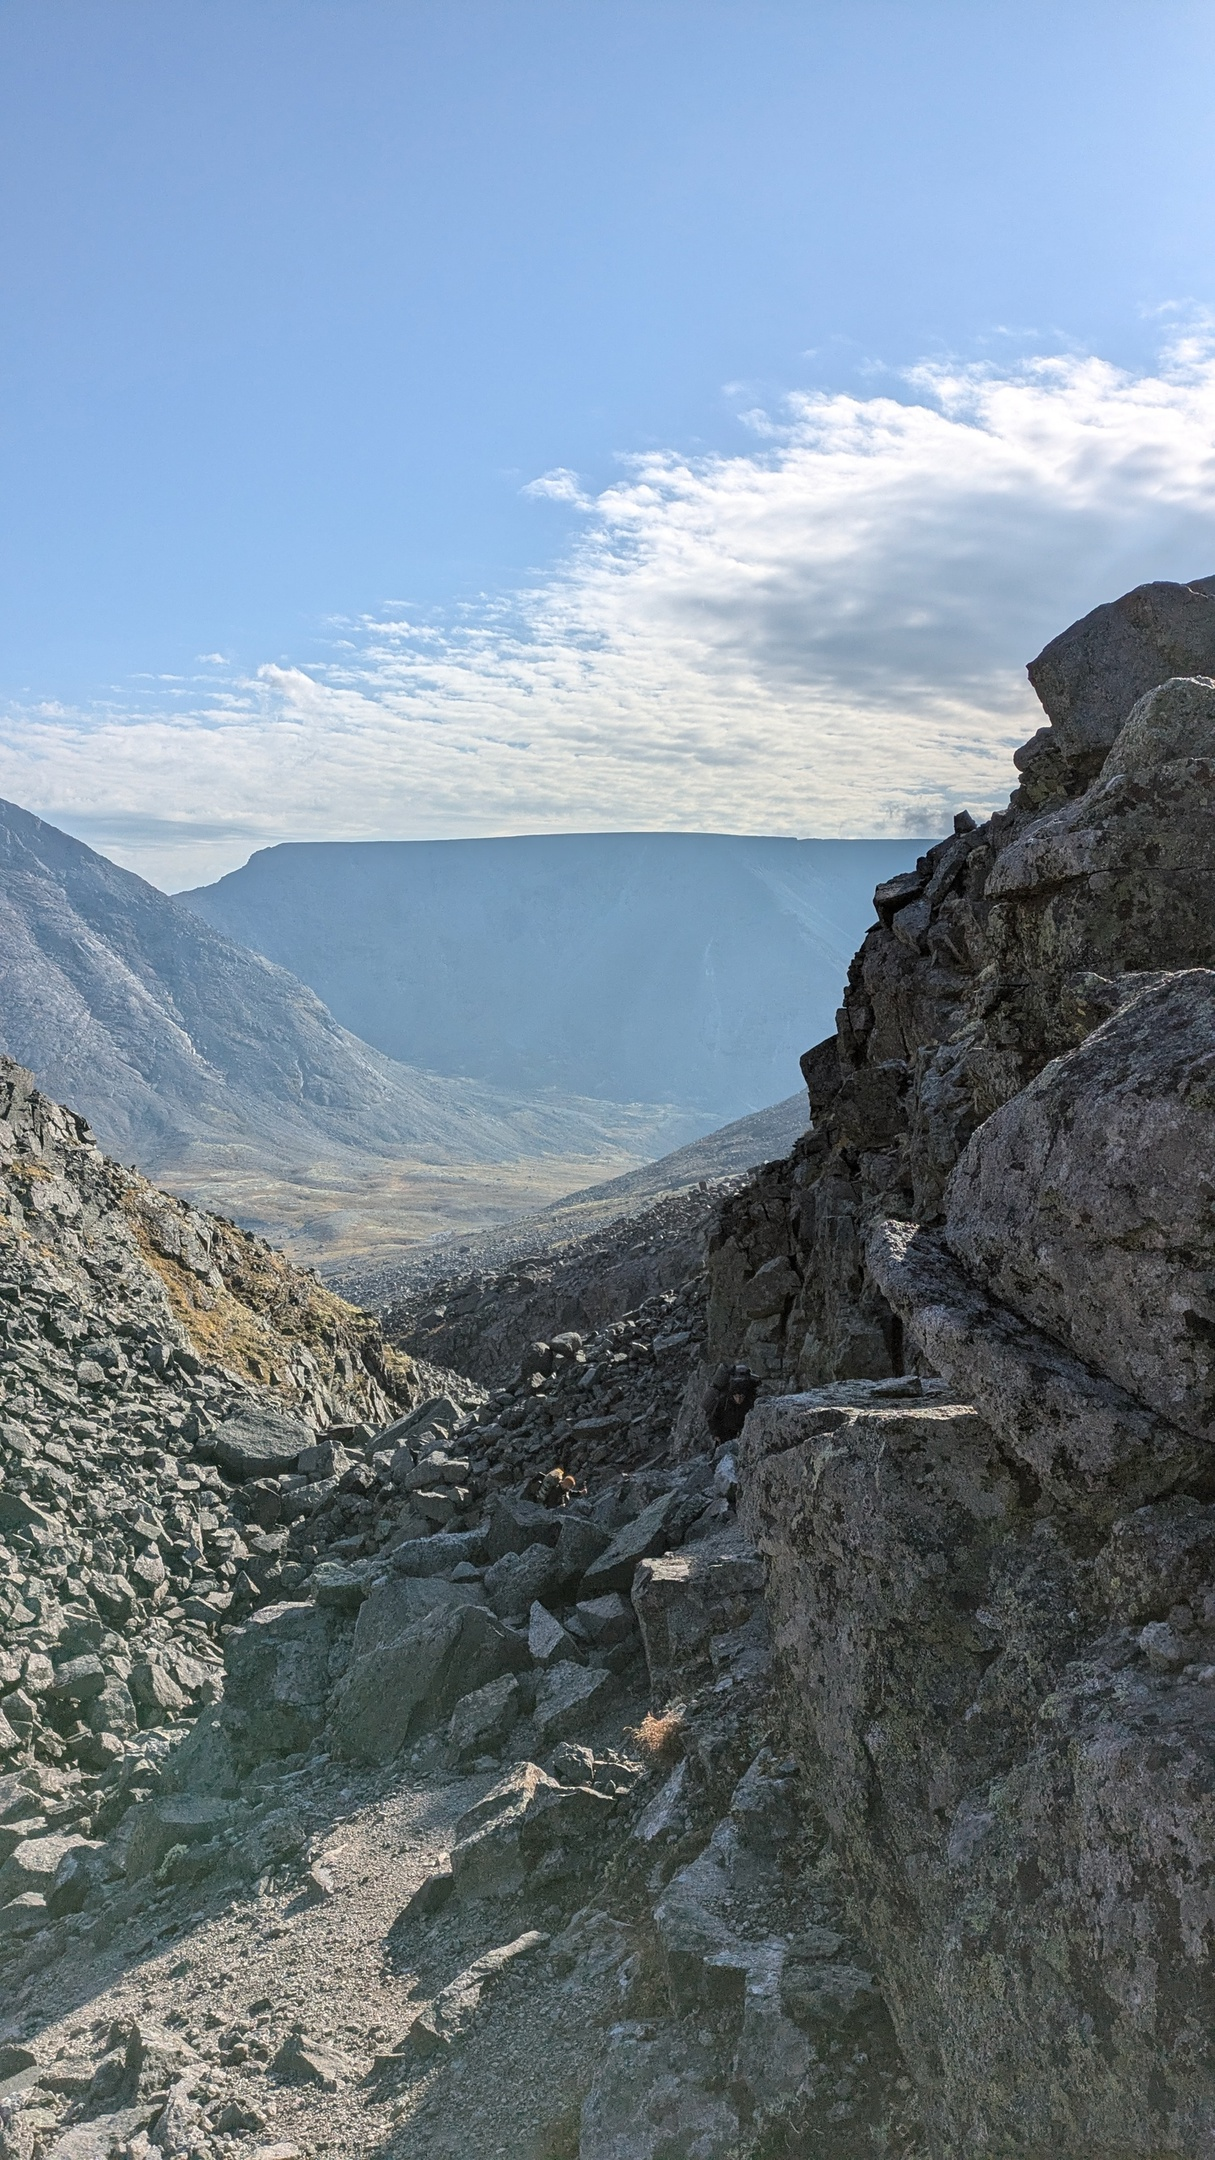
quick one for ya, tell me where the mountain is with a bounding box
[179,831,939,1119]
[0,800,712,1252]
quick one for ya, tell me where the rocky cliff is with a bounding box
[727,574,1215,2153]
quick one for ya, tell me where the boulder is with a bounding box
[527,1603,582,1666]
[445,1674,521,1767]
[533,1661,613,1743]
[580,1491,680,1596]
[392,1931,548,2059]
[123,1797,234,1881]
[945,968,1215,1450]
[222,1599,340,1757]
[484,1493,563,1561]
[484,1542,558,1619]
[553,1509,611,1584]
[632,1536,765,1697]
[450,1761,613,1901]
[330,1602,529,1764]
[389,1531,484,1577]
[210,1408,313,1482]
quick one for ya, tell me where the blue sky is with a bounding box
[4,0,1215,885]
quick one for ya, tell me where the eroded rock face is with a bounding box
[945,967,1215,1447]
[707,590,1215,1392]
[741,1388,1215,2153]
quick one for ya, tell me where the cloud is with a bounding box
[4,338,1215,888]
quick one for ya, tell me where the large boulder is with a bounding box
[449,1760,613,1901]
[330,1602,530,1764]
[210,1407,313,1482]
[632,1534,765,1700]
[944,967,1215,1450]
[221,1599,340,1757]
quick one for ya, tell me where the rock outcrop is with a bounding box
[729,578,1215,2152]
[707,585,1215,1391]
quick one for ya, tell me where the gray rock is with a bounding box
[484,1493,564,1560]
[211,1408,314,1482]
[579,2025,740,2160]
[533,1662,613,1742]
[445,1674,521,1767]
[553,1509,611,1584]
[944,968,1215,1449]
[527,1602,582,1666]
[573,1592,635,1648]
[631,1536,764,1695]
[483,1541,558,1620]
[389,1531,484,1577]
[330,1602,529,1764]
[222,1599,339,1757]
[450,1761,613,1901]
[580,1491,680,1596]
[393,1931,548,2059]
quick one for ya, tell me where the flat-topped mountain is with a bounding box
[179,831,938,1118]
[0,800,708,1229]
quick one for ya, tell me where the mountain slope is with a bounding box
[180,831,938,1118]
[0,799,707,1191]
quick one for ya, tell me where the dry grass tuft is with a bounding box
[627,1708,687,1765]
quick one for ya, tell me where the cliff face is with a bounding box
[707,576,1215,1388]
[726,576,1215,2152]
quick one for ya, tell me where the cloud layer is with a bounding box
[6,339,1215,889]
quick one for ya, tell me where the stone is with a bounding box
[0,1832,93,1900]
[394,1855,454,1923]
[389,1532,484,1577]
[123,1797,234,1881]
[330,1601,529,1764]
[46,1653,106,1702]
[0,1893,46,1940]
[393,1931,548,2058]
[527,1602,581,1665]
[210,1408,313,1481]
[222,1598,339,1757]
[533,1661,613,1742]
[944,969,1215,1448]
[311,1560,369,1610]
[866,1219,1198,1517]
[580,1491,680,1596]
[573,1592,635,1648]
[484,1542,558,1619]
[445,1674,520,1767]
[578,2025,741,2160]
[129,1657,188,1723]
[271,2030,347,2090]
[484,1493,563,1561]
[740,1381,1215,2152]
[1095,1498,1215,1624]
[553,1509,611,1584]
[632,1536,764,1695]
[450,1761,613,1901]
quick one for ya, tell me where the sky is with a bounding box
[3,0,1215,889]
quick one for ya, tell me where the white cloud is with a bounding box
[5,339,1215,889]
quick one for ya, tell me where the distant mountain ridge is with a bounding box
[180,830,938,1119]
[0,798,706,1184]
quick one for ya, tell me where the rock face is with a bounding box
[707,594,1215,1391]
[728,580,1215,2150]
